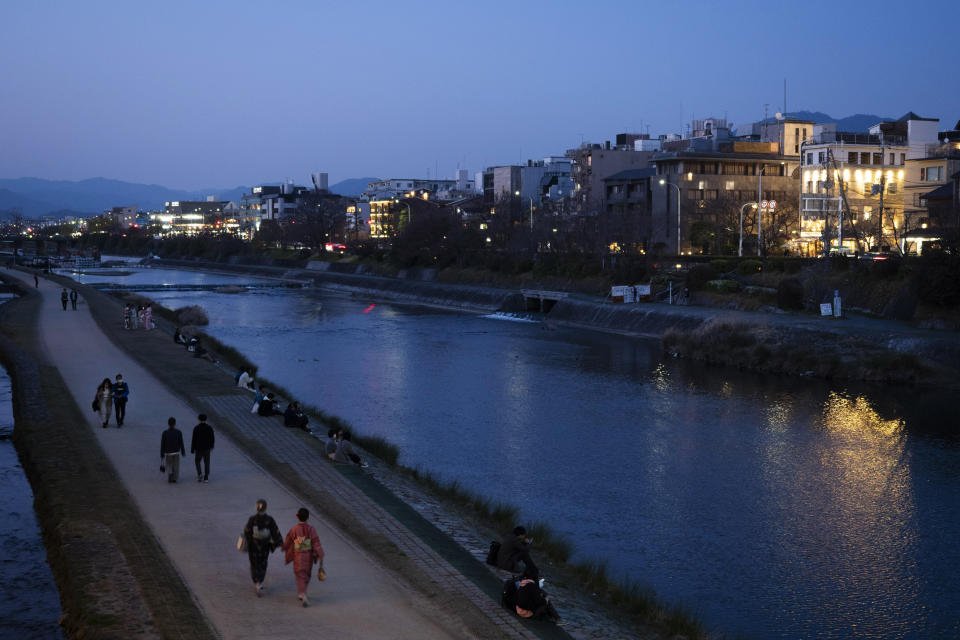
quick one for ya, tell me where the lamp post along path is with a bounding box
[659,179,681,254]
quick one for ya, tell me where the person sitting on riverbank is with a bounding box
[236,368,255,391]
[173,326,186,345]
[257,392,279,417]
[334,431,367,467]
[325,428,339,460]
[283,402,310,431]
[496,526,538,576]
[511,568,560,623]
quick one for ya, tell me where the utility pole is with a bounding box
[877,136,886,251]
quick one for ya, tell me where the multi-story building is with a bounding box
[362,178,466,202]
[566,136,655,212]
[600,168,664,252]
[161,200,230,235]
[903,120,960,242]
[481,158,574,205]
[799,113,938,255]
[651,125,801,255]
[104,205,139,229]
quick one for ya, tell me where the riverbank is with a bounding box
[147,256,960,388]
[0,275,215,639]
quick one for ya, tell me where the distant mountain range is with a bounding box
[0,176,380,218]
[764,111,894,132]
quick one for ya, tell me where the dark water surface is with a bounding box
[101,268,958,639]
[0,368,64,638]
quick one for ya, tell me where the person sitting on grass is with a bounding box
[283,402,310,432]
[333,431,367,468]
[257,392,279,417]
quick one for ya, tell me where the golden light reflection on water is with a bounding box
[822,392,905,439]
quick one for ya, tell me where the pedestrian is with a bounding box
[112,374,129,427]
[94,378,113,428]
[190,414,215,483]
[69,289,78,310]
[60,288,68,310]
[131,305,139,329]
[137,305,145,329]
[144,304,153,330]
[159,417,185,483]
[34,273,38,288]
[123,304,132,329]
[243,499,283,597]
[283,507,324,607]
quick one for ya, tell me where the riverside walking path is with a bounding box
[24,271,560,640]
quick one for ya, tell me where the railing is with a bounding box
[807,132,907,146]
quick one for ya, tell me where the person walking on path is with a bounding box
[283,508,324,607]
[69,289,78,310]
[33,273,38,288]
[144,304,153,330]
[94,378,114,428]
[243,499,283,597]
[160,417,185,483]
[60,288,68,310]
[190,413,215,483]
[112,374,129,426]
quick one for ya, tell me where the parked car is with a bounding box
[829,247,856,258]
[857,251,897,261]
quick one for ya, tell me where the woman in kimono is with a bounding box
[243,499,282,597]
[143,304,153,330]
[123,304,132,329]
[95,378,113,428]
[283,507,323,607]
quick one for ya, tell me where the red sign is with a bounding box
[761,200,769,209]
[769,200,777,209]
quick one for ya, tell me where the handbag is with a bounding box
[237,534,247,553]
[485,540,501,566]
[92,398,100,412]
[251,402,260,414]
[317,565,326,581]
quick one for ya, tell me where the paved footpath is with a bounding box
[29,273,529,639]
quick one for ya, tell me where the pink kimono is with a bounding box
[283,522,323,596]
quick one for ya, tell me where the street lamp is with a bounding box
[659,179,681,254]
[515,190,534,231]
[739,202,757,257]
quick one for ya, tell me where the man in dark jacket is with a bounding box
[69,289,78,310]
[112,374,130,426]
[160,417,185,483]
[190,414,215,483]
[283,402,310,432]
[496,525,538,575]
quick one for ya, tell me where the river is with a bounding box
[72,261,960,639]
[0,337,64,638]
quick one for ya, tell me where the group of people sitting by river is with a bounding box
[173,326,216,362]
[491,525,561,624]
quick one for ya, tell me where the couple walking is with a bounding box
[93,374,130,428]
[60,288,78,310]
[159,414,215,483]
[243,500,325,607]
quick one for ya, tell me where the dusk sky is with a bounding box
[2,0,958,191]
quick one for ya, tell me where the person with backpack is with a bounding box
[496,525,538,575]
[243,499,283,597]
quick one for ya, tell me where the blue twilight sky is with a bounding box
[1,0,958,191]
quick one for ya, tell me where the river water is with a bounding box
[0,359,64,637]
[74,262,960,639]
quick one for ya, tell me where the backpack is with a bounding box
[500,576,519,611]
[485,540,501,566]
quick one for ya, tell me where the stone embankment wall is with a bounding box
[0,273,215,640]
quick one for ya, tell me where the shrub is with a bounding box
[913,252,960,307]
[706,279,739,293]
[776,277,805,310]
[709,259,731,273]
[685,265,717,291]
[784,259,803,274]
[175,305,209,326]
[829,255,850,271]
[737,259,762,276]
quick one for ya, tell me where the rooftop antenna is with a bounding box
[783,78,787,118]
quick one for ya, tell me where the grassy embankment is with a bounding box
[108,290,705,639]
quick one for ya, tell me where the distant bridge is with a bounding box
[90,282,311,293]
[520,289,568,313]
